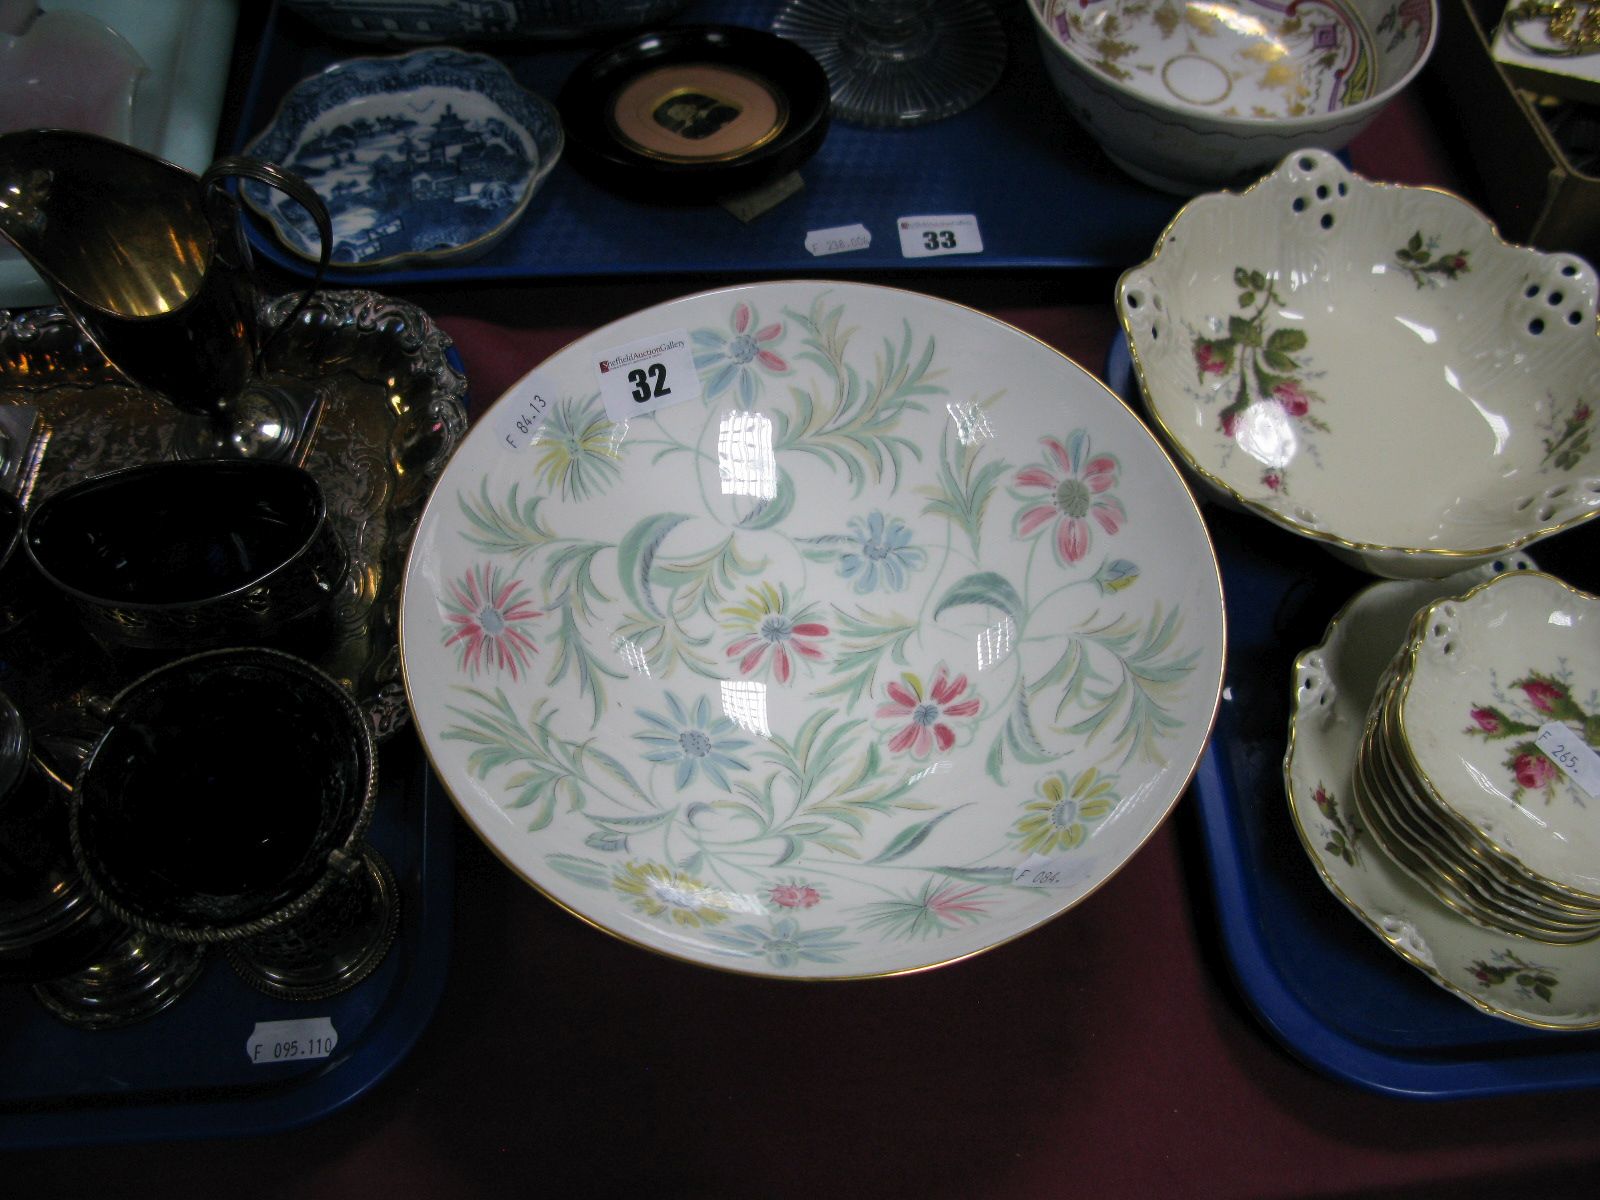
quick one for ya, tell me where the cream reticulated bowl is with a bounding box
[1025,0,1437,193]
[1116,149,1600,580]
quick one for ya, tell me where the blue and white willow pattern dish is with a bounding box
[242,47,562,269]
[400,281,1226,978]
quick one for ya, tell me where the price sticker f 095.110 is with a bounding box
[247,1017,337,1064]
[595,328,702,423]
[898,213,983,259]
[1536,722,1600,799]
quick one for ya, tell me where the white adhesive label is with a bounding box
[1535,722,1600,799]
[247,1017,338,1064]
[596,329,701,422]
[491,370,561,451]
[805,222,872,257]
[898,213,983,259]
[1012,852,1096,890]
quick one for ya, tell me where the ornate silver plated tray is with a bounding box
[0,289,468,740]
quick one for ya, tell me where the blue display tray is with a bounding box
[232,0,1184,285]
[1105,334,1600,1100]
[0,738,452,1148]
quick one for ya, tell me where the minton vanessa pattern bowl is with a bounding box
[1119,149,1600,578]
[1286,557,1600,1029]
[400,281,1225,978]
[241,48,563,270]
[1027,0,1435,191]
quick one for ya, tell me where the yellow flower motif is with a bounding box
[612,861,733,928]
[1012,769,1119,855]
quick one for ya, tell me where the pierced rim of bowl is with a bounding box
[1115,154,1600,567]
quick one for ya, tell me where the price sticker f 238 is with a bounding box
[595,328,701,422]
[898,213,983,259]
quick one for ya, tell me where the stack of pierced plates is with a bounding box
[1351,570,1600,945]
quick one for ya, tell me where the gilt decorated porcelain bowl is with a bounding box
[241,47,562,270]
[1027,0,1436,192]
[1118,149,1600,579]
[1286,558,1600,1028]
[1393,571,1600,899]
[400,281,1226,978]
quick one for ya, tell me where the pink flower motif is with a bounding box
[722,583,827,685]
[1219,409,1242,439]
[1194,341,1231,376]
[1575,403,1592,424]
[877,666,981,759]
[1263,470,1283,492]
[1313,785,1334,817]
[1514,752,1559,791]
[1471,708,1501,734]
[1521,679,1566,714]
[1273,380,1311,417]
[769,883,821,909]
[1013,430,1126,566]
[731,302,787,372]
[442,564,542,680]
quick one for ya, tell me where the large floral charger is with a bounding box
[401,281,1225,977]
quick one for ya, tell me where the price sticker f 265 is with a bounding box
[1535,722,1600,799]
[898,213,983,259]
[595,328,701,423]
[247,1017,337,1064]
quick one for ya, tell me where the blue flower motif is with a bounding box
[838,511,925,594]
[705,916,857,969]
[691,301,789,409]
[634,692,753,792]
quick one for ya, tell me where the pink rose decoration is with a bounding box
[1272,380,1311,417]
[1470,708,1500,734]
[1521,680,1565,714]
[1513,752,1558,791]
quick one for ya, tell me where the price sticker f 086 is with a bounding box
[898,213,983,259]
[1535,722,1600,799]
[595,328,702,422]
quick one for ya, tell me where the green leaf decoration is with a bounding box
[587,808,679,834]
[458,479,557,564]
[737,468,796,531]
[917,406,1007,556]
[547,604,626,724]
[932,571,1024,624]
[545,853,612,889]
[617,512,690,619]
[813,607,918,707]
[867,805,969,864]
[929,865,1019,886]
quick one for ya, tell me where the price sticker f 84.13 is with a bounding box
[490,368,562,452]
[595,328,701,422]
[1535,722,1600,799]
[898,213,983,259]
[247,1016,337,1064]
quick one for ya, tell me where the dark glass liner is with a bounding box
[22,459,348,654]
